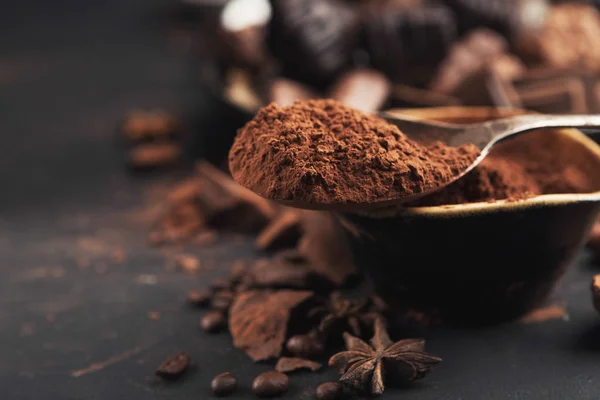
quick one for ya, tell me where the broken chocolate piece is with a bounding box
[229,290,313,361]
[363,2,457,85]
[248,258,331,290]
[255,211,303,252]
[328,69,391,113]
[269,78,319,107]
[297,212,356,287]
[390,83,461,108]
[267,0,359,87]
[444,0,549,40]
[429,29,508,94]
[527,4,600,73]
[275,357,322,373]
[515,76,588,114]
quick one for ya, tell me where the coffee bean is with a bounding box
[201,311,226,333]
[316,382,343,400]
[211,372,237,397]
[188,289,211,307]
[251,371,289,398]
[212,290,234,311]
[286,334,324,358]
[155,352,190,379]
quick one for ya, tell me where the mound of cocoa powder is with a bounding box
[413,127,596,206]
[229,99,480,205]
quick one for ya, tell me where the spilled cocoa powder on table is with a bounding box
[229,99,480,205]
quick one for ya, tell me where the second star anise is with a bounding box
[309,292,379,338]
[328,318,441,396]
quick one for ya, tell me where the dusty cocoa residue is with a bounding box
[229,99,480,205]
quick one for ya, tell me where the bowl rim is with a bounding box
[380,106,600,216]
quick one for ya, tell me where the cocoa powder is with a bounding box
[229,99,480,205]
[414,127,596,206]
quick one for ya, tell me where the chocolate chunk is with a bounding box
[201,310,227,333]
[275,357,322,373]
[255,211,303,252]
[390,83,461,108]
[297,212,356,287]
[328,68,391,112]
[363,2,457,85]
[252,371,289,398]
[155,352,191,379]
[229,290,313,361]
[285,334,324,358]
[444,0,549,40]
[522,4,600,72]
[249,258,331,290]
[127,142,182,169]
[269,78,319,107]
[188,289,211,307]
[449,67,521,107]
[267,0,359,87]
[211,372,238,397]
[429,29,508,94]
[316,382,344,400]
[515,76,588,114]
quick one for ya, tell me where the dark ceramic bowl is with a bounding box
[336,107,600,325]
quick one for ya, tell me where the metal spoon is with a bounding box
[277,113,600,212]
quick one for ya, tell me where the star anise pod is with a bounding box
[309,292,378,338]
[328,318,441,396]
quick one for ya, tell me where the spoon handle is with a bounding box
[473,114,600,149]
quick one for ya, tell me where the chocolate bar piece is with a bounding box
[429,29,508,94]
[269,78,319,107]
[390,84,461,108]
[529,4,600,73]
[328,69,391,112]
[267,0,359,87]
[362,2,457,85]
[450,67,521,107]
[516,76,588,114]
[443,0,549,41]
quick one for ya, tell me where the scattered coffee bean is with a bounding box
[211,372,238,397]
[252,371,289,398]
[155,352,190,379]
[286,334,324,359]
[201,311,227,333]
[188,289,211,307]
[316,382,343,400]
[212,290,234,311]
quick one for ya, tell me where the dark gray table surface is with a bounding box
[2,1,600,399]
